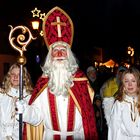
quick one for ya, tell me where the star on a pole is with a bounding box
[40,13,46,21]
[40,30,43,36]
[31,7,41,17]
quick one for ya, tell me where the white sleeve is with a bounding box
[108,100,122,140]
[22,93,44,126]
[102,97,115,125]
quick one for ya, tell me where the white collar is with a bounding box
[125,94,138,102]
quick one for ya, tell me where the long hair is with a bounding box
[2,63,33,94]
[115,67,140,115]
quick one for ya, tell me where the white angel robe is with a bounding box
[22,87,85,140]
[102,97,115,125]
[0,87,31,140]
[108,95,140,140]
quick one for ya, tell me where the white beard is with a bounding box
[48,60,73,97]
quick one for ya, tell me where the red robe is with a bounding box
[23,69,98,140]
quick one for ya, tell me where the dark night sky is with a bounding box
[0,0,140,68]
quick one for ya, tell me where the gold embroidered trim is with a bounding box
[73,77,88,81]
[124,99,138,122]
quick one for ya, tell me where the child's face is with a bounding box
[10,67,20,88]
[95,99,101,107]
[123,73,137,96]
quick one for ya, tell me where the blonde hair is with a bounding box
[2,63,33,94]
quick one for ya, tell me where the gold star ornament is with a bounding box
[31,7,41,17]
[40,30,43,36]
[40,13,46,21]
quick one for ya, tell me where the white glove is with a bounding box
[15,100,27,114]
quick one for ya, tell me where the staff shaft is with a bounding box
[19,64,23,140]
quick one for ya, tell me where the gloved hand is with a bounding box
[15,100,27,114]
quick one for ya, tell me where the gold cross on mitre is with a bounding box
[51,16,66,37]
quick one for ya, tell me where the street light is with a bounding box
[127,46,135,65]
[30,7,46,65]
[30,7,45,36]
[31,20,40,30]
[127,46,134,57]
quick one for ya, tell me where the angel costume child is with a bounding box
[0,63,33,140]
[108,67,140,140]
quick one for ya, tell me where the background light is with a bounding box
[31,21,39,30]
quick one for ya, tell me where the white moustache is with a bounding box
[53,57,66,60]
